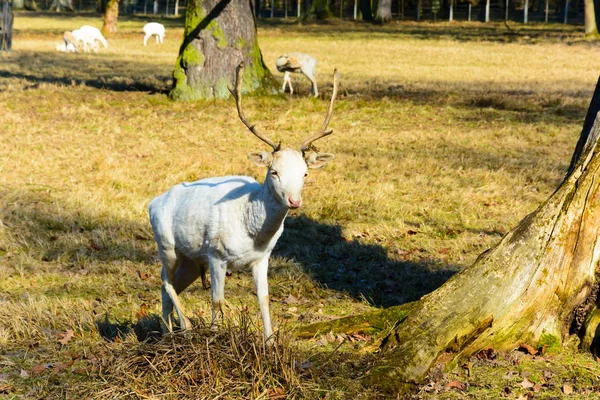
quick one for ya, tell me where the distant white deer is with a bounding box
[143,22,165,46]
[276,52,319,97]
[73,25,108,53]
[149,63,339,341]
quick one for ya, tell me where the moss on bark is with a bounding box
[170,0,278,101]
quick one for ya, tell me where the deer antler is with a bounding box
[229,62,281,152]
[300,69,340,153]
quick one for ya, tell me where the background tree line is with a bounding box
[9,0,592,25]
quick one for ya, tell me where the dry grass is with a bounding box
[1,12,600,398]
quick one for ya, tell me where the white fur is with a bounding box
[143,22,165,46]
[149,148,333,341]
[56,42,77,53]
[276,52,318,97]
[73,25,108,53]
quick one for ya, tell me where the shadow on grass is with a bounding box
[1,186,456,311]
[275,215,460,308]
[256,18,585,44]
[0,50,171,94]
[96,313,163,342]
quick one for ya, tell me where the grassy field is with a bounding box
[2,12,600,398]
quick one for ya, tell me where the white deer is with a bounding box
[276,52,319,97]
[143,22,166,46]
[149,63,339,341]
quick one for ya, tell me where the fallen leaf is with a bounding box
[137,270,150,280]
[57,329,74,345]
[519,343,538,355]
[283,294,299,304]
[20,369,29,378]
[446,380,465,391]
[136,304,149,319]
[268,387,285,399]
[31,364,51,375]
[563,382,574,395]
[533,383,542,392]
[0,383,15,394]
[52,361,74,374]
[89,241,105,251]
[520,377,535,389]
[287,306,297,313]
[351,333,370,341]
[438,248,450,254]
[477,347,497,360]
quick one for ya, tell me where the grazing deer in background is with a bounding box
[149,62,340,341]
[276,53,319,97]
[143,22,165,46]
[62,31,80,53]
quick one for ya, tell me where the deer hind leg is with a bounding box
[208,257,227,330]
[301,66,318,97]
[160,248,193,332]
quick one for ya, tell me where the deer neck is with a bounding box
[244,181,289,242]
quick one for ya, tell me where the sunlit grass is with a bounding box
[0,12,598,398]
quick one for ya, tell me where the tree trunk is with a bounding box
[374,0,391,22]
[299,77,600,393]
[584,0,599,39]
[359,0,372,20]
[170,0,278,101]
[303,0,333,19]
[102,0,119,35]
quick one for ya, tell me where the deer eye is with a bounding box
[303,173,308,178]
[270,170,279,177]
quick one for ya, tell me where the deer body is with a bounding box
[143,22,165,46]
[150,63,339,341]
[276,53,318,97]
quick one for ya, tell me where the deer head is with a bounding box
[229,62,338,209]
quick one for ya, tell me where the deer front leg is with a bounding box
[253,255,273,342]
[209,257,228,330]
[283,71,293,94]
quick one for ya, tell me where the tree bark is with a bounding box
[102,0,119,35]
[584,0,599,39]
[374,0,391,23]
[170,0,278,101]
[300,77,600,393]
[359,0,372,20]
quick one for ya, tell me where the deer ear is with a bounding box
[248,151,272,168]
[306,152,334,169]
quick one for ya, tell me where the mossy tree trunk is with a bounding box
[374,0,391,22]
[170,0,278,101]
[300,77,600,392]
[585,0,599,38]
[102,0,119,35]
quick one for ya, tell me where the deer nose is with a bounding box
[288,197,302,209]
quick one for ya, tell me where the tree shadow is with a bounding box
[256,18,585,44]
[95,313,163,342]
[0,188,157,270]
[274,214,461,308]
[0,50,171,93]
